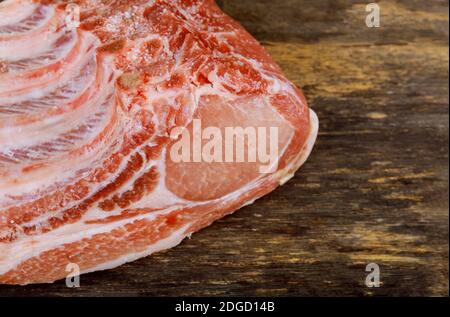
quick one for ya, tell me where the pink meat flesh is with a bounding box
[0,0,318,285]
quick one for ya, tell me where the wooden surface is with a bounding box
[1,0,448,297]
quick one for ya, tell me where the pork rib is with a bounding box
[0,0,318,285]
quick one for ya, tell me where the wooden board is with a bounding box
[0,0,448,297]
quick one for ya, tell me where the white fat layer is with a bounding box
[0,52,119,202]
[0,25,57,61]
[0,54,101,148]
[0,33,88,105]
[0,29,76,67]
[127,149,190,210]
[0,1,37,29]
[277,109,319,185]
[84,223,191,274]
[0,27,90,94]
[0,112,125,204]
[0,5,56,47]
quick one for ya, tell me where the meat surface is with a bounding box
[0,0,318,285]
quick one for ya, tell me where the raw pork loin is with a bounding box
[0,0,318,285]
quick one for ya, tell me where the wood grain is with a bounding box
[0,0,448,297]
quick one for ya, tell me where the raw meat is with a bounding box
[0,0,318,285]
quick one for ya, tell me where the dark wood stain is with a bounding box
[0,0,448,297]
